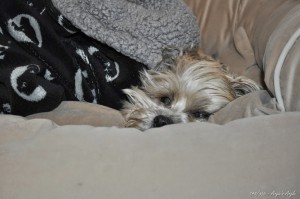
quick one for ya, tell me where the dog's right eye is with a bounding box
[160,96,172,106]
[191,111,211,119]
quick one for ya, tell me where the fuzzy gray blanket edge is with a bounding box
[51,0,200,68]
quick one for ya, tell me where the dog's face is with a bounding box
[121,49,260,131]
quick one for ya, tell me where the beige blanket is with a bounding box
[1,111,299,198]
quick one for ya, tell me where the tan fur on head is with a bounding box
[122,48,261,131]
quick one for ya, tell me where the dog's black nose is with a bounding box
[153,115,173,128]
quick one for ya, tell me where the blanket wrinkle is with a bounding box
[51,0,200,68]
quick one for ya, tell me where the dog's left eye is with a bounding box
[191,111,210,119]
[160,96,172,106]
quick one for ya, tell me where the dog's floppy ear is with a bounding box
[227,75,261,97]
[155,46,208,72]
[154,46,182,71]
[189,48,216,62]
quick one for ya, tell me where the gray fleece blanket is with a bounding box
[51,0,200,68]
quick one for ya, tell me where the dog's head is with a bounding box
[121,48,260,131]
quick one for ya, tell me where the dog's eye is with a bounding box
[191,111,210,119]
[160,96,172,106]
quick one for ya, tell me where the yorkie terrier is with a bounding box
[121,48,260,131]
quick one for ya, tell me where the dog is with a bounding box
[121,48,261,131]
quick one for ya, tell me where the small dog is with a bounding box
[121,48,260,131]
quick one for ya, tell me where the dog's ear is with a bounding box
[155,47,214,71]
[154,46,182,72]
[227,75,261,97]
[189,48,216,62]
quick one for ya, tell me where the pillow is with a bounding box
[26,101,125,127]
[257,3,300,111]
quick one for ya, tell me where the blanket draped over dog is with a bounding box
[51,0,200,68]
[0,0,199,116]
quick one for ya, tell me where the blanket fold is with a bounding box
[50,0,200,68]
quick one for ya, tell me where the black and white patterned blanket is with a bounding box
[0,0,146,116]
